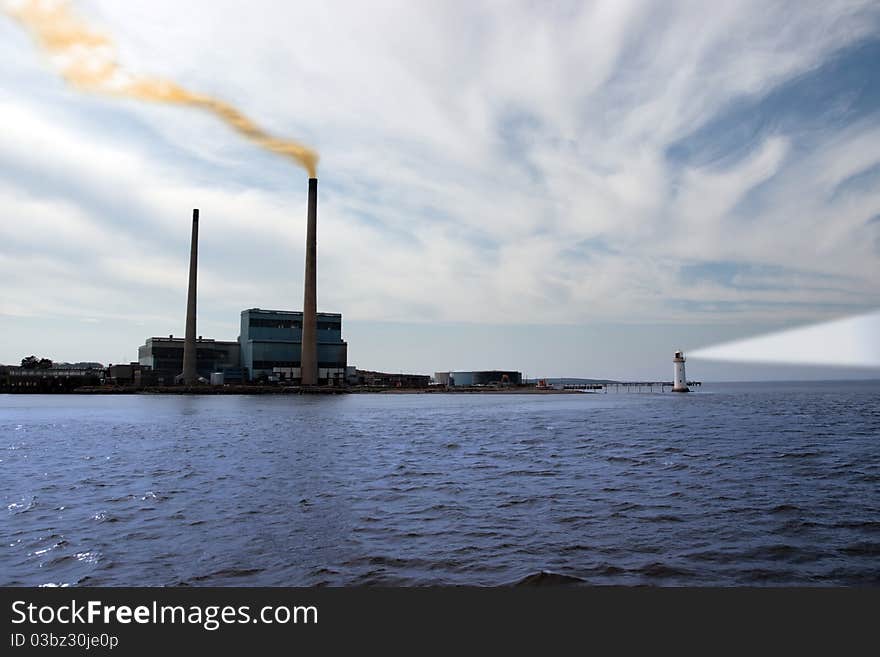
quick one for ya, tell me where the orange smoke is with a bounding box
[6,0,318,177]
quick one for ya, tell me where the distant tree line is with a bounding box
[20,356,53,369]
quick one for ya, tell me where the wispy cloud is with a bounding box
[1,0,879,369]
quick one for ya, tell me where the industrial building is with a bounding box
[138,336,241,384]
[0,363,104,393]
[107,362,139,385]
[135,178,328,386]
[239,308,347,383]
[436,370,523,387]
[136,308,347,385]
[351,369,431,388]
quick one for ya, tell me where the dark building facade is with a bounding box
[0,364,104,393]
[138,336,241,383]
[352,369,431,388]
[239,308,347,382]
[448,370,522,386]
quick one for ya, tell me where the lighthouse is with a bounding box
[672,350,689,392]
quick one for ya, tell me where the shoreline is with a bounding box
[56,385,597,396]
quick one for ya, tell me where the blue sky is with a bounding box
[1,0,879,380]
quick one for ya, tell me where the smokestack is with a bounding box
[182,209,199,385]
[301,178,318,385]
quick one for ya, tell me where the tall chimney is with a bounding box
[300,178,318,385]
[181,209,199,385]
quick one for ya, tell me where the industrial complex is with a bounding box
[136,308,348,385]
[125,178,529,389]
[0,176,696,394]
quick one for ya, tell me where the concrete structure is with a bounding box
[433,371,451,386]
[300,178,318,385]
[182,209,200,385]
[447,370,522,387]
[138,336,240,384]
[351,369,431,388]
[107,362,139,385]
[672,350,689,392]
[238,308,346,383]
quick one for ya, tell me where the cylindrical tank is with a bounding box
[672,350,689,392]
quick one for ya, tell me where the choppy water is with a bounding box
[2,382,879,586]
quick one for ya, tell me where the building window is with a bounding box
[249,318,302,329]
[252,360,300,369]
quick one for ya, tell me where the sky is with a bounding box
[1,0,879,380]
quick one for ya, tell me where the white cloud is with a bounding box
[1,0,879,368]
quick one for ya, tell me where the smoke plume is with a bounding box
[6,0,318,177]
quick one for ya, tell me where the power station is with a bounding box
[147,179,338,385]
[132,179,698,391]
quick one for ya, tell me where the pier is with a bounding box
[603,381,702,393]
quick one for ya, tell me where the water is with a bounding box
[1,382,878,586]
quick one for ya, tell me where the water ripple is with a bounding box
[1,381,879,586]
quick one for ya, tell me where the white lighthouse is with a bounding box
[672,350,689,392]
